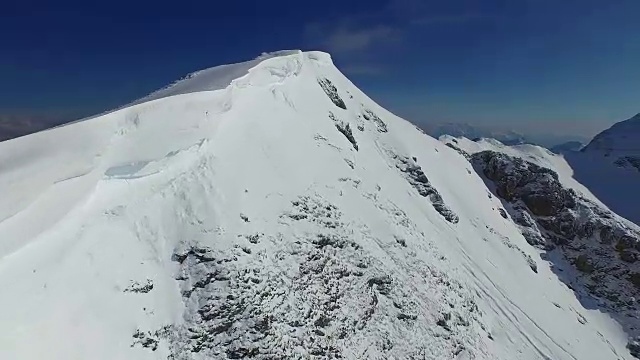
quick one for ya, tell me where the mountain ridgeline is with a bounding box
[0,51,637,359]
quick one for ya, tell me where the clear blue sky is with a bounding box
[1,0,639,136]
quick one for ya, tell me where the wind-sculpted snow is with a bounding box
[134,50,305,106]
[0,50,635,360]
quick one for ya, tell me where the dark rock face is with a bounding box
[132,328,169,351]
[124,279,154,293]
[574,254,595,273]
[361,109,388,133]
[329,112,358,151]
[473,151,575,215]
[318,78,347,110]
[471,150,640,356]
[628,338,640,358]
[393,154,459,224]
[444,143,471,160]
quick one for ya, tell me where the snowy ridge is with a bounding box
[0,51,634,359]
[441,135,640,226]
[48,51,306,130]
[583,113,640,155]
[439,135,605,205]
[132,50,305,106]
[426,123,527,145]
[575,114,640,223]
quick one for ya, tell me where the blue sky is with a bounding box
[1,0,639,137]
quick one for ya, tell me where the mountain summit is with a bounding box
[582,113,640,156]
[557,113,640,224]
[0,51,637,359]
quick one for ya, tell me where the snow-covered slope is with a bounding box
[0,51,635,359]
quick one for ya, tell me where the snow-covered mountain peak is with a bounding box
[425,123,528,146]
[564,113,640,223]
[582,113,640,155]
[133,50,332,106]
[0,51,638,359]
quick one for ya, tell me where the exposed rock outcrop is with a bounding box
[318,78,347,110]
[160,194,481,359]
[471,150,640,355]
[361,109,388,133]
[393,155,459,224]
[329,112,358,151]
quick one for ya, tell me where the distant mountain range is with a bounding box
[423,122,528,145]
[0,114,70,142]
[550,140,585,153]
[422,122,590,149]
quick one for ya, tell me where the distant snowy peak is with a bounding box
[582,113,640,155]
[425,122,591,149]
[439,135,556,161]
[550,141,584,153]
[426,122,527,145]
[580,113,640,175]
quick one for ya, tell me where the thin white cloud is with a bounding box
[328,25,400,53]
[305,22,401,54]
[341,64,384,75]
[387,0,430,18]
[304,0,487,54]
[387,0,490,26]
[302,0,487,76]
[410,13,489,26]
